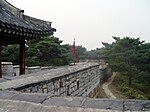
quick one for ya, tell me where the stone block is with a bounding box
[83,98,123,111]
[0,91,20,100]
[2,62,14,76]
[124,100,150,111]
[11,93,50,103]
[43,97,84,107]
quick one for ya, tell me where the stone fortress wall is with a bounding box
[0,62,150,111]
[0,63,101,98]
[16,63,100,97]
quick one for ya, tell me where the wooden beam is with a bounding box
[19,38,25,75]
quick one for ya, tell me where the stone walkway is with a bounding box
[102,72,117,99]
[0,91,150,111]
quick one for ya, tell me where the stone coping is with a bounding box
[28,66,41,69]
[2,62,13,65]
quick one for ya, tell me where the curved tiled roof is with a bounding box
[0,0,56,39]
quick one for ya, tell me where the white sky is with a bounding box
[7,0,150,50]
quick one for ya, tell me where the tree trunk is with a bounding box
[128,65,132,87]
[129,73,132,87]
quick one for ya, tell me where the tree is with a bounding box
[2,36,80,66]
[60,44,72,65]
[2,45,19,65]
[75,45,87,62]
[103,37,144,87]
[26,36,65,66]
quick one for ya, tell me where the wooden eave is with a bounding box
[0,2,56,45]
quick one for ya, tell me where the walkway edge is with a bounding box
[102,72,117,99]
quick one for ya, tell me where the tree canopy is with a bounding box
[2,36,73,66]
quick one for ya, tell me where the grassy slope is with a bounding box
[108,73,127,99]
[109,73,149,100]
[96,71,149,99]
[97,72,127,99]
[96,83,108,98]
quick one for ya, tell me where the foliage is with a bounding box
[101,36,150,99]
[86,48,100,60]
[26,36,72,66]
[112,73,149,100]
[102,37,145,86]
[2,36,73,66]
[75,45,87,62]
[60,44,72,65]
[26,37,88,65]
[2,45,19,65]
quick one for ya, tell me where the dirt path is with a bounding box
[102,72,117,99]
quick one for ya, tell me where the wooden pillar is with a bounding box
[19,38,25,75]
[0,41,2,78]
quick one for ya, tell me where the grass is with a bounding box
[96,83,108,98]
[109,73,149,100]
[108,73,127,99]
[96,71,112,98]
[98,72,127,99]
[96,71,149,100]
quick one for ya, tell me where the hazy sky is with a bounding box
[7,0,150,50]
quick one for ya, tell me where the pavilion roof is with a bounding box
[0,0,56,42]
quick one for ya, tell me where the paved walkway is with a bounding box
[102,72,117,99]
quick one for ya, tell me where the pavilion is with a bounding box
[0,0,56,77]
